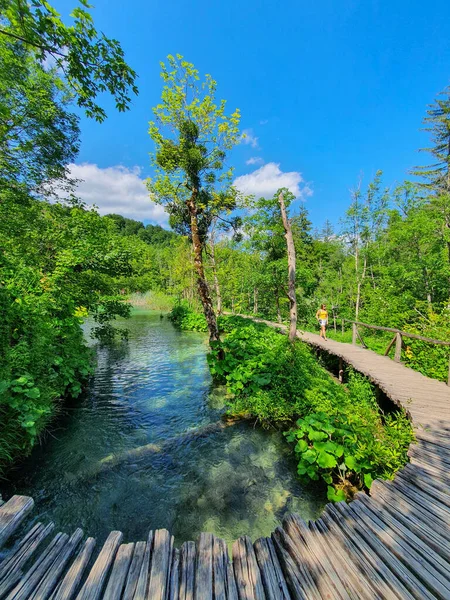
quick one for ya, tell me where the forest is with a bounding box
[1,1,449,503]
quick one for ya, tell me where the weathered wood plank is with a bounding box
[0,522,54,598]
[168,548,180,600]
[371,480,450,554]
[311,518,381,600]
[29,528,83,600]
[322,506,415,600]
[350,498,450,598]
[133,530,154,600]
[75,530,122,600]
[122,540,146,600]
[334,502,437,600]
[254,537,290,600]
[102,542,134,600]
[179,540,196,600]
[194,532,213,600]
[273,525,322,600]
[50,537,96,600]
[0,495,34,549]
[148,529,173,600]
[232,536,265,600]
[270,528,310,600]
[283,513,350,600]
[6,532,69,600]
[356,493,450,580]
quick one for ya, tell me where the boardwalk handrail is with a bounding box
[342,318,450,384]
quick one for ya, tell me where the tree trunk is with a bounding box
[253,288,258,314]
[355,255,367,321]
[279,191,297,341]
[209,232,222,315]
[276,294,282,323]
[187,193,220,344]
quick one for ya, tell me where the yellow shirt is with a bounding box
[318,309,328,320]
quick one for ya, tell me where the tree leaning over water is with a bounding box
[148,55,242,344]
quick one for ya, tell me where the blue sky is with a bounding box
[56,0,450,230]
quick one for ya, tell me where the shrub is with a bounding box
[206,317,414,500]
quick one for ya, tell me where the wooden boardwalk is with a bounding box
[1,328,450,599]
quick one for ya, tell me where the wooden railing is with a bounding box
[343,319,450,385]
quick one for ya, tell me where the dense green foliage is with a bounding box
[170,309,413,500]
[0,0,140,474]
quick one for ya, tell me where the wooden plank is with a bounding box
[311,519,381,600]
[29,528,83,600]
[396,468,450,507]
[253,537,291,600]
[232,536,265,600]
[371,480,450,551]
[168,548,180,600]
[75,530,122,600]
[0,522,54,598]
[6,532,69,600]
[349,500,450,598]
[212,536,238,600]
[226,560,239,600]
[0,495,34,549]
[133,530,154,600]
[50,537,96,600]
[212,537,227,600]
[390,475,450,525]
[122,540,146,600]
[283,513,351,600]
[194,532,213,600]
[356,493,450,581]
[337,502,439,600]
[322,506,415,600]
[270,528,309,600]
[148,529,173,600]
[179,541,196,600]
[102,542,134,600]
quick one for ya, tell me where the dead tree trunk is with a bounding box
[187,193,220,344]
[279,191,297,341]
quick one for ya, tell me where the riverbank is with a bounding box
[4,311,325,545]
[169,305,414,502]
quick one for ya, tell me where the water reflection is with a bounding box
[4,310,326,545]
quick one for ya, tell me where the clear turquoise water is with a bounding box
[4,310,326,545]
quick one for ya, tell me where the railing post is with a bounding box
[394,332,402,362]
[447,354,450,386]
[352,323,357,345]
[341,319,345,334]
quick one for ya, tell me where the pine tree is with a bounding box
[413,85,450,193]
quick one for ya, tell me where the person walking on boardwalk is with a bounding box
[316,304,328,340]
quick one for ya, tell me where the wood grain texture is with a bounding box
[0,495,34,549]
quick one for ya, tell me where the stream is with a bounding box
[4,310,326,546]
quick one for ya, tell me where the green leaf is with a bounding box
[297,464,307,475]
[295,439,308,453]
[344,455,358,470]
[309,429,328,442]
[327,486,347,502]
[25,387,41,399]
[317,451,338,469]
[302,449,317,464]
[364,473,374,489]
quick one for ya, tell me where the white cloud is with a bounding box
[260,119,269,125]
[233,162,312,199]
[240,129,259,148]
[246,157,264,165]
[62,163,168,225]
